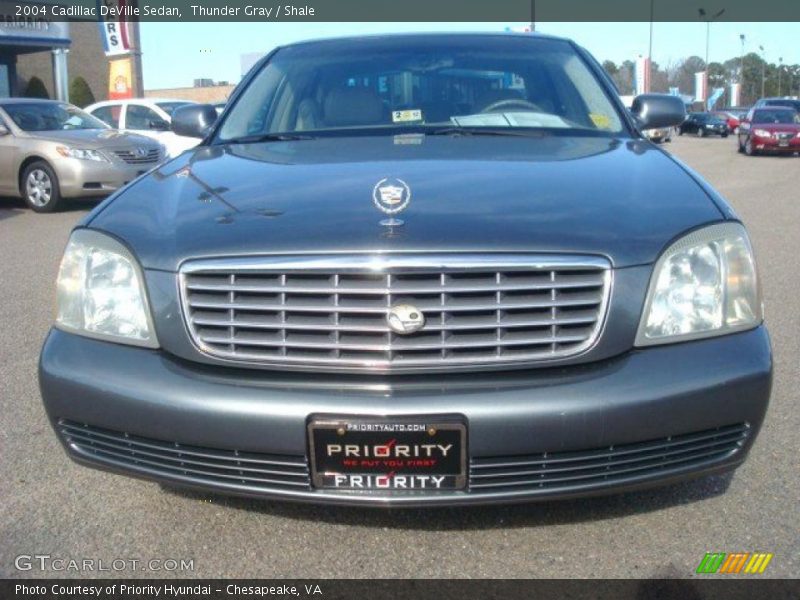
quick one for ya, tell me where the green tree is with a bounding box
[24,76,49,99]
[69,76,96,108]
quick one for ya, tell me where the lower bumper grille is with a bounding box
[470,423,749,492]
[58,420,310,491]
[59,420,748,500]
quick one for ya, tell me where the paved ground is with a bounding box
[1,135,798,579]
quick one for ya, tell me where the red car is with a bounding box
[738,107,800,156]
[712,111,740,133]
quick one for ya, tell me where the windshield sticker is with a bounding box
[589,113,612,129]
[392,109,423,123]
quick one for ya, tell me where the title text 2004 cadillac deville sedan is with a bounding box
[39,34,771,506]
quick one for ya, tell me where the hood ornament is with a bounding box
[373,177,410,227]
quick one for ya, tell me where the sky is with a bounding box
[140,22,800,90]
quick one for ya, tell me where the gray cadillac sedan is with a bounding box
[39,33,771,506]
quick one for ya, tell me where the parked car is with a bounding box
[0,99,163,212]
[40,33,770,507]
[753,97,800,113]
[711,111,741,133]
[85,98,200,158]
[678,112,729,137]
[738,106,800,156]
[643,126,673,143]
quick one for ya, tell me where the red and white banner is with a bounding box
[694,71,708,102]
[97,0,132,57]
[635,56,651,95]
[730,83,741,107]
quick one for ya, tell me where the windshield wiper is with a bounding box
[222,132,316,144]
[424,126,548,138]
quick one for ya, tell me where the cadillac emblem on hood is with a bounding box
[373,177,410,215]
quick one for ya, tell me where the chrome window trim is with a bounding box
[178,253,613,374]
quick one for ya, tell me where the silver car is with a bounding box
[0,99,163,212]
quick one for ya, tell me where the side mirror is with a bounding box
[149,118,170,131]
[0,123,9,136]
[631,94,686,130]
[171,104,218,138]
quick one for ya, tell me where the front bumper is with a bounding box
[751,136,800,153]
[39,326,772,506]
[55,158,156,197]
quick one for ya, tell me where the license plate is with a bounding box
[308,417,466,491]
[779,140,789,147]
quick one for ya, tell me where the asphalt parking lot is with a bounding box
[1,135,798,579]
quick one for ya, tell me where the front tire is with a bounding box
[21,161,62,213]
[698,128,707,137]
[744,138,757,156]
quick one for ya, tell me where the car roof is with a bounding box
[142,98,196,103]
[90,98,194,105]
[0,98,66,105]
[754,106,796,111]
[279,31,570,50]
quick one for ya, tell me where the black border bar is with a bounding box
[4,579,800,600]
[2,0,800,22]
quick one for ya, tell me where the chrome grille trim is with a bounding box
[179,254,612,373]
[112,148,161,164]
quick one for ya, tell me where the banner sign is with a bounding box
[108,57,133,99]
[694,71,707,102]
[97,0,131,56]
[730,82,741,107]
[634,56,650,95]
[707,87,725,111]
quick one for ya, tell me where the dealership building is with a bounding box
[0,20,110,103]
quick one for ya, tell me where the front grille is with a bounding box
[179,254,611,373]
[59,420,310,491]
[470,423,749,492]
[113,148,160,164]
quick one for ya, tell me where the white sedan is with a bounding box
[85,98,200,159]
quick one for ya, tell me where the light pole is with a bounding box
[698,7,725,69]
[759,45,766,98]
[648,0,654,91]
[739,34,745,83]
[778,57,783,96]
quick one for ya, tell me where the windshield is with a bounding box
[765,100,800,112]
[217,36,625,141]
[156,101,192,116]
[2,102,108,132]
[753,109,799,124]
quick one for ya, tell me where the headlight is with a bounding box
[636,222,762,346]
[56,146,109,162]
[753,129,772,138]
[56,229,158,348]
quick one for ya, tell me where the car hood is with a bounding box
[28,128,158,149]
[88,134,724,271]
[753,123,800,133]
